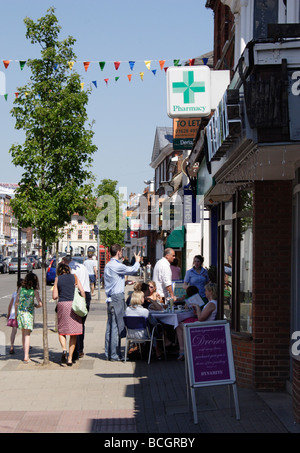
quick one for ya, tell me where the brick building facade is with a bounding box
[187,0,300,422]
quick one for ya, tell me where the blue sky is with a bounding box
[0,0,213,197]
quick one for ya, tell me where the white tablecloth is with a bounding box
[151,310,194,329]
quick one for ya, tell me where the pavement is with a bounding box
[0,278,300,435]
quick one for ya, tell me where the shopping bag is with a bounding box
[72,289,88,317]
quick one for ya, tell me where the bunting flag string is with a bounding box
[83,61,90,72]
[0,56,211,100]
[1,56,211,71]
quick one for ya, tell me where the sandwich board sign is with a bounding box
[184,320,240,424]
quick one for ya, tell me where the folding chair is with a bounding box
[123,316,166,364]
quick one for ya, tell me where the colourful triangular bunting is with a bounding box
[83,61,90,72]
[114,61,120,70]
[144,61,151,70]
[19,61,26,71]
[115,77,119,82]
[129,61,135,71]
[104,78,109,85]
[189,59,195,66]
[127,74,132,82]
[173,59,180,66]
[3,60,10,69]
[140,72,144,81]
[99,61,106,71]
[68,61,75,70]
[92,81,97,88]
[159,60,165,70]
[152,69,157,76]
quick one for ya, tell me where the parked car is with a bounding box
[46,258,56,285]
[9,257,33,274]
[27,255,42,269]
[0,256,8,274]
[73,256,85,265]
[46,256,86,285]
[27,256,38,269]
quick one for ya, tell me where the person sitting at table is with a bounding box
[125,290,163,360]
[146,280,176,347]
[175,283,218,361]
[126,282,150,307]
[175,285,199,304]
[145,280,164,311]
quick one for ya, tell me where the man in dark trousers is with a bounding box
[104,244,140,361]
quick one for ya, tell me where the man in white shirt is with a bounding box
[84,251,97,296]
[153,248,176,300]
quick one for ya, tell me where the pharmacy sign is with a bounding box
[167,66,211,118]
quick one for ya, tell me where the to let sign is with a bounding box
[173,118,201,150]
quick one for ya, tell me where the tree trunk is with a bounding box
[42,238,49,364]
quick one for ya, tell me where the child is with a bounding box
[7,278,24,354]
[15,273,42,363]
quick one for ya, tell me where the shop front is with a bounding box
[190,38,300,403]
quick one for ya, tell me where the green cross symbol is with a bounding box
[172,71,205,104]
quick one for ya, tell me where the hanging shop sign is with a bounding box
[167,67,230,118]
[173,118,201,150]
[206,89,241,162]
[183,188,197,224]
[167,66,211,117]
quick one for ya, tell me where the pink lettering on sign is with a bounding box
[189,325,230,383]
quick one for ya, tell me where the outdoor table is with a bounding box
[150,309,194,329]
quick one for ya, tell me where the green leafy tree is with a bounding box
[85,179,126,248]
[9,7,97,364]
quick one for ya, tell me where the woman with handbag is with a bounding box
[52,262,86,366]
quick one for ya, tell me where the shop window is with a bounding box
[233,189,253,333]
[78,230,82,240]
[218,190,253,333]
[236,189,253,333]
[218,202,233,325]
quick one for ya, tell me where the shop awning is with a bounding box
[165,226,185,249]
